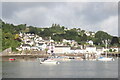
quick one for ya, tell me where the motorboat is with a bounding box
[39,58,60,64]
[97,57,114,61]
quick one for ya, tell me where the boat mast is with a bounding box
[105,40,108,58]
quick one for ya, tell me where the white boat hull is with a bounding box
[40,59,60,64]
[98,57,114,61]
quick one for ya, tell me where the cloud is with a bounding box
[2,2,118,36]
[98,15,118,36]
[1,0,119,2]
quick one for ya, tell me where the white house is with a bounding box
[21,44,31,50]
[29,33,35,38]
[36,42,47,50]
[16,47,22,51]
[19,32,23,37]
[87,40,94,45]
[23,35,29,40]
[63,39,70,43]
[54,46,71,54]
[91,32,95,36]
[34,37,43,43]
[24,39,34,46]
[85,31,90,36]
[31,46,38,51]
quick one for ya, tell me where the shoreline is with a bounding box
[1,53,120,57]
[1,51,120,59]
[1,53,119,62]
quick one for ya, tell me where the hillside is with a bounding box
[1,21,120,51]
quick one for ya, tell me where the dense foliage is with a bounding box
[2,21,25,51]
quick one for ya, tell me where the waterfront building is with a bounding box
[36,42,47,51]
[85,46,96,53]
[54,46,71,54]
[96,47,104,53]
[67,49,86,54]
[86,40,94,45]
[24,39,34,46]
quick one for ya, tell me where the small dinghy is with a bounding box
[9,58,15,61]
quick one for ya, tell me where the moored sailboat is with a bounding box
[97,40,114,61]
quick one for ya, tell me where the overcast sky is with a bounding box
[2,2,118,36]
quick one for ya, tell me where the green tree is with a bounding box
[95,31,112,45]
[111,37,119,46]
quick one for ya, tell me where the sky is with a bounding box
[1,2,118,36]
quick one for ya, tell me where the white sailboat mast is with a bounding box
[105,40,108,58]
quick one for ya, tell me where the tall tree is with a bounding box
[111,37,119,45]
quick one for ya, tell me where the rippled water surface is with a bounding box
[2,58,118,78]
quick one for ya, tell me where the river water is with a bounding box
[2,58,118,78]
